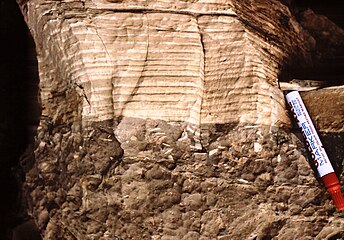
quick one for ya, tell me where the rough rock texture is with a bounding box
[300,87,344,133]
[15,0,344,239]
[25,118,344,239]
[299,8,344,62]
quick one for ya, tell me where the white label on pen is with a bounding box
[286,91,334,177]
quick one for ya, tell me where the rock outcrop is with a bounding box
[15,0,344,239]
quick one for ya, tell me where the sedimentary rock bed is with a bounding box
[28,118,344,239]
[16,0,344,239]
[23,0,311,126]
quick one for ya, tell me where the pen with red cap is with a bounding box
[286,90,344,211]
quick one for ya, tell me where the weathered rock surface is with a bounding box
[300,87,344,133]
[21,0,314,126]
[15,0,344,239]
[24,117,344,239]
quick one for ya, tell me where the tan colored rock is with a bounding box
[16,0,344,239]
[20,0,311,127]
[300,86,344,132]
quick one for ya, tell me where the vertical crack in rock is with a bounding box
[190,15,205,150]
[90,14,116,117]
[76,83,91,107]
[119,12,150,116]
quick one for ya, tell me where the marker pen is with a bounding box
[285,90,344,211]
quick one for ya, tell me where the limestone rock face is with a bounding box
[16,0,344,239]
[22,0,312,126]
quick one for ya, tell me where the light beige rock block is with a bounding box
[22,0,311,127]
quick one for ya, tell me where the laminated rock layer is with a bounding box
[23,0,310,126]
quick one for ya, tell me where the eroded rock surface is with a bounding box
[300,87,344,133]
[21,0,314,126]
[15,0,344,239]
[25,116,344,239]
